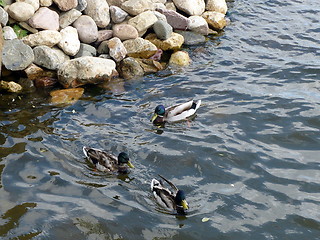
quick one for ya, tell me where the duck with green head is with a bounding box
[83,147,134,174]
[151,99,201,125]
[151,174,189,215]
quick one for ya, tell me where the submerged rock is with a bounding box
[0,80,23,92]
[50,88,84,105]
[169,51,191,66]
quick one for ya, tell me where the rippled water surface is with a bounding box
[1,0,320,239]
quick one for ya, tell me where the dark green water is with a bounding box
[1,0,320,239]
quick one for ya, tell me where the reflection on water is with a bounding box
[1,0,320,239]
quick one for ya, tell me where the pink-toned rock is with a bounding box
[73,15,98,44]
[53,0,77,11]
[96,30,113,44]
[113,24,138,41]
[34,76,58,88]
[28,7,59,30]
[157,9,189,30]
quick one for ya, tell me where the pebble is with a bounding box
[28,7,59,31]
[73,15,98,44]
[113,24,138,41]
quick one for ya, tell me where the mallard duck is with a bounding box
[150,100,201,124]
[83,147,134,174]
[151,174,189,215]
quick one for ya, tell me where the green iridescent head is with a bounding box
[118,152,134,168]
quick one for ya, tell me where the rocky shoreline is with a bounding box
[0,0,228,98]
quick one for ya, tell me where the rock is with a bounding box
[18,22,38,34]
[24,63,57,81]
[73,15,98,44]
[39,0,53,7]
[153,20,173,40]
[113,24,138,41]
[2,39,34,71]
[34,76,58,88]
[128,10,158,36]
[76,0,87,12]
[165,2,176,11]
[53,0,77,11]
[0,7,9,26]
[58,26,80,56]
[169,51,191,66]
[157,9,189,30]
[0,25,3,77]
[0,80,22,92]
[118,57,144,79]
[202,11,227,30]
[98,54,111,59]
[121,0,154,16]
[149,48,163,61]
[59,9,82,29]
[153,11,167,22]
[50,88,84,105]
[74,43,96,58]
[3,26,17,40]
[22,30,62,47]
[97,41,109,54]
[96,30,113,44]
[136,58,163,74]
[28,7,59,31]
[33,46,69,70]
[108,37,127,62]
[84,0,110,28]
[57,56,117,88]
[188,16,209,35]
[16,0,40,11]
[145,32,184,51]
[106,0,126,7]
[123,37,157,58]
[206,0,228,14]
[110,6,128,24]
[175,30,206,45]
[172,0,205,16]
[7,2,35,22]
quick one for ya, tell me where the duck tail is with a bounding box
[151,178,160,191]
[83,146,89,158]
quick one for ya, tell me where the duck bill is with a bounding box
[127,161,134,168]
[150,113,158,122]
[181,200,189,210]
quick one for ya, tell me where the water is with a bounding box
[1,0,320,239]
